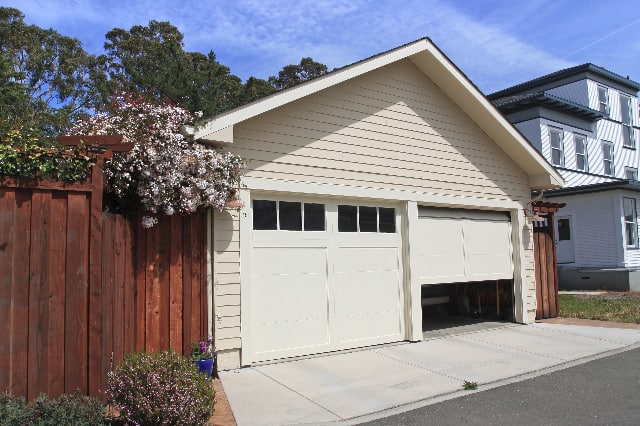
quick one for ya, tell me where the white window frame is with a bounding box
[623,197,638,248]
[620,94,635,148]
[574,134,588,172]
[598,85,609,115]
[601,141,615,176]
[625,167,638,180]
[549,127,564,166]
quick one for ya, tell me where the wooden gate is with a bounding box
[532,202,565,319]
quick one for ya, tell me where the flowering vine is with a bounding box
[69,93,245,227]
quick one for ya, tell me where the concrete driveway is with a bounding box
[219,321,640,425]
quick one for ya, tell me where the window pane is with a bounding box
[623,125,634,147]
[359,206,377,232]
[557,218,571,241]
[379,207,396,233]
[338,205,357,232]
[304,203,325,231]
[279,201,302,231]
[624,198,637,247]
[626,168,638,180]
[253,200,277,230]
[598,87,608,114]
[574,137,585,154]
[551,149,562,166]
[621,96,631,124]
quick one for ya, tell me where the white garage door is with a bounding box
[415,207,513,284]
[248,196,404,362]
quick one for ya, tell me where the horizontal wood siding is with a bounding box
[232,59,530,203]
[555,191,620,268]
[213,209,241,359]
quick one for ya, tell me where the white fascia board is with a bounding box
[194,39,432,141]
[409,45,564,190]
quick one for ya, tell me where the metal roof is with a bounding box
[492,92,605,121]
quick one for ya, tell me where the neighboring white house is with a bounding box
[489,64,640,291]
[196,38,563,370]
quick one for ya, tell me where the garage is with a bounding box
[247,195,405,362]
[415,207,515,326]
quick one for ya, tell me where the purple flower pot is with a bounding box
[194,358,214,377]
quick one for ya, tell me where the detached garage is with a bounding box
[198,38,564,370]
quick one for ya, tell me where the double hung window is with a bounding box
[549,128,564,166]
[624,197,638,248]
[598,86,609,115]
[620,94,635,148]
[574,134,587,171]
[601,141,615,176]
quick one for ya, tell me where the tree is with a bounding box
[102,21,242,117]
[268,57,329,90]
[237,76,276,105]
[0,7,102,139]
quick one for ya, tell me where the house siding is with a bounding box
[556,191,620,268]
[212,209,242,368]
[214,59,537,369]
[547,80,589,106]
[232,60,531,202]
[513,119,542,152]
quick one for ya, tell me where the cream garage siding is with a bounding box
[248,195,404,363]
[416,207,513,284]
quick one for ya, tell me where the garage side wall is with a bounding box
[212,208,242,369]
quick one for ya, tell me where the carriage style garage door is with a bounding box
[248,196,404,363]
[415,207,514,284]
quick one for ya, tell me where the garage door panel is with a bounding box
[416,208,513,284]
[252,273,328,323]
[252,247,327,275]
[334,247,399,273]
[334,309,402,344]
[252,319,330,356]
[334,270,401,313]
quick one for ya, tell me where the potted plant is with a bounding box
[191,338,216,377]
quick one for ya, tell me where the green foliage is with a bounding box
[0,392,27,426]
[463,380,478,390]
[0,7,102,137]
[268,57,329,90]
[0,391,111,426]
[107,351,216,425]
[102,21,243,117]
[0,130,95,182]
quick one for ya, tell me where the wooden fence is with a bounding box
[532,202,565,319]
[0,159,209,401]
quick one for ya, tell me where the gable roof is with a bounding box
[488,63,640,100]
[192,38,563,190]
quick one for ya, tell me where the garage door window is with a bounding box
[338,205,396,233]
[253,200,325,231]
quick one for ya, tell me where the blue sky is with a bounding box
[6,0,640,94]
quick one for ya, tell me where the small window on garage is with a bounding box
[379,207,396,233]
[253,200,277,230]
[304,203,325,231]
[338,205,396,233]
[338,205,358,232]
[279,201,302,231]
[359,206,377,232]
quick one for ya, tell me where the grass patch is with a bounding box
[559,293,640,324]
[462,380,478,391]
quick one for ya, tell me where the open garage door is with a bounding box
[415,207,513,284]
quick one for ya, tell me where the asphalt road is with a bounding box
[363,347,640,426]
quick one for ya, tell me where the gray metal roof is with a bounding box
[491,91,605,121]
[543,179,640,197]
[488,63,640,100]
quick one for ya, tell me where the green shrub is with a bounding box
[0,392,27,426]
[106,350,216,425]
[0,391,110,426]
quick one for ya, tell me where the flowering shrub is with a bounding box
[106,351,215,425]
[190,338,216,361]
[69,93,245,227]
